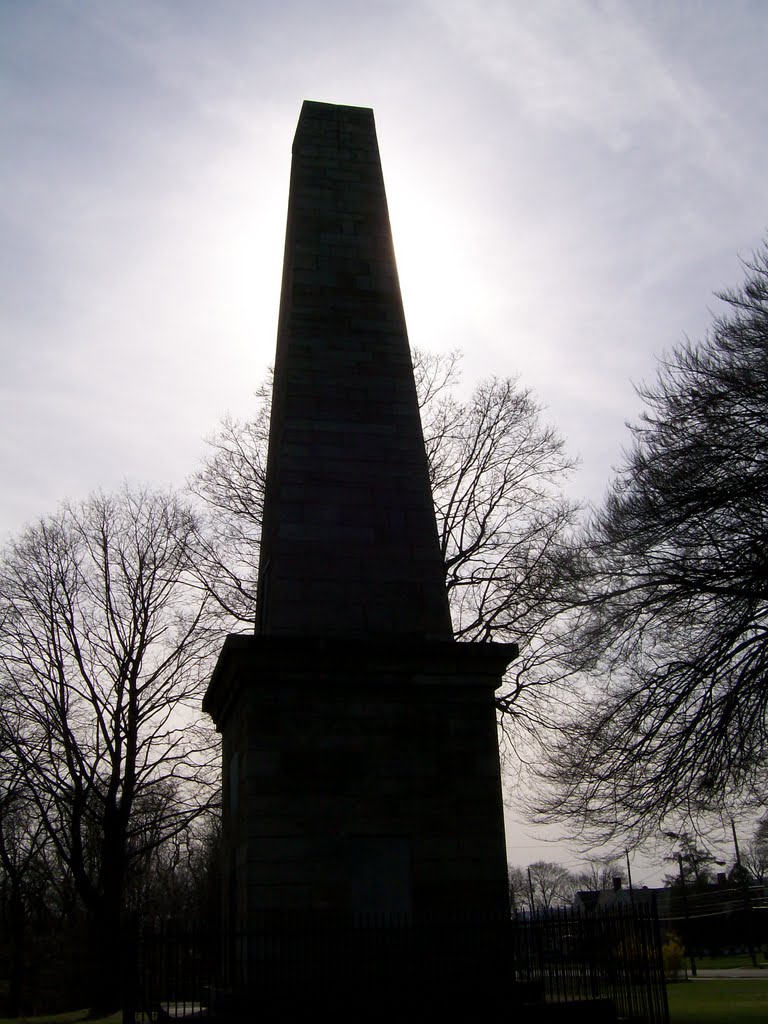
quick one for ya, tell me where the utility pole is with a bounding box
[626,849,635,905]
[731,818,758,968]
[527,866,536,917]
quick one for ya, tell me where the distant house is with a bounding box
[573,877,672,918]
[573,876,768,954]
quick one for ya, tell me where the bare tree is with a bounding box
[535,242,768,844]
[743,817,768,883]
[0,487,219,1012]
[191,349,583,759]
[509,860,578,912]
[128,812,221,921]
[573,857,625,893]
[0,761,52,1016]
[508,865,530,914]
[190,376,271,625]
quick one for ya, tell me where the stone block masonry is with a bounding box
[258,101,453,640]
[203,101,516,958]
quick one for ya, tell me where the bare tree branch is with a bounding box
[534,242,768,844]
[191,348,584,768]
[0,485,220,1012]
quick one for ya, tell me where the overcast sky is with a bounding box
[2,0,766,881]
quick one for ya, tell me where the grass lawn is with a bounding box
[668,980,768,1022]
[0,1012,121,1024]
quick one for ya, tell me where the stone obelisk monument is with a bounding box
[204,100,516,1006]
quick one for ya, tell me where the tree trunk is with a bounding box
[88,897,124,1015]
[87,835,126,1016]
[7,885,25,1017]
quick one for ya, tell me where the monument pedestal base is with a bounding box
[204,634,516,938]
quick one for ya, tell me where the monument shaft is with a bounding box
[258,101,452,640]
[204,102,515,976]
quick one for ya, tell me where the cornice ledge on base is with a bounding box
[202,632,518,728]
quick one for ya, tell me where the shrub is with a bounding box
[662,930,686,980]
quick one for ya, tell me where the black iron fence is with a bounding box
[126,905,668,1023]
[513,905,669,1022]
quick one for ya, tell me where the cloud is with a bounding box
[1,0,767,540]
[426,0,749,185]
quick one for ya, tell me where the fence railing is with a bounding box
[513,905,669,1023]
[126,905,669,1023]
